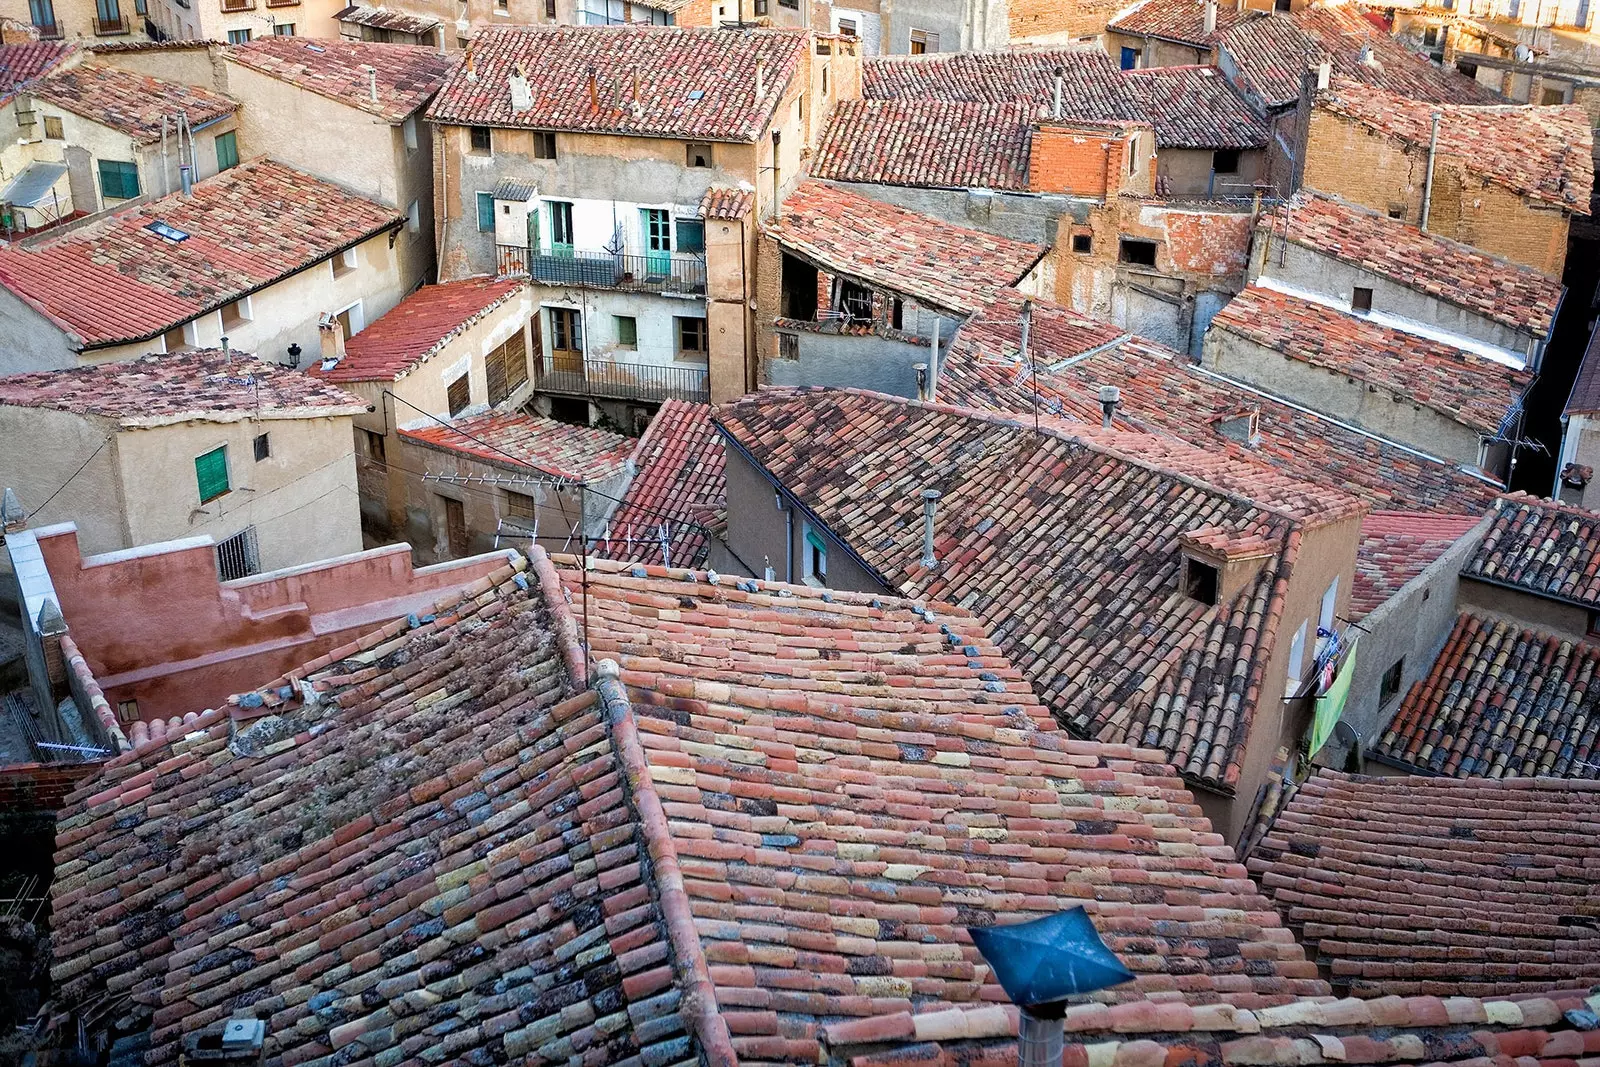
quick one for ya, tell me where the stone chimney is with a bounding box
[318,314,345,367]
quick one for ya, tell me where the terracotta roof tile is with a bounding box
[29,63,237,143]
[426,25,808,141]
[1376,611,1600,778]
[332,3,442,36]
[699,183,754,219]
[1351,510,1483,620]
[1249,770,1600,995]
[593,400,724,567]
[1210,285,1533,436]
[715,387,1336,790]
[813,99,1034,190]
[1263,192,1563,337]
[398,410,634,481]
[863,47,1140,122]
[769,181,1045,315]
[1120,64,1272,148]
[0,350,366,424]
[1109,0,1263,47]
[0,158,403,349]
[310,277,523,383]
[223,37,454,122]
[1318,78,1593,209]
[1463,492,1600,608]
[0,40,72,105]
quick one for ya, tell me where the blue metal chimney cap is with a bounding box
[967,907,1135,1017]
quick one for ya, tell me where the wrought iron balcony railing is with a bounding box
[497,245,707,296]
[531,356,709,404]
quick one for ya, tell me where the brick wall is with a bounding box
[0,760,103,812]
[1302,108,1572,275]
[1009,0,1124,42]
[1029,123,1154,197]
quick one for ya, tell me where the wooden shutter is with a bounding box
[504,328,528,391]
[447,375,470,415]
[486,343,507,405]
[195,447,229,502]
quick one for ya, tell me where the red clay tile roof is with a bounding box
[311,277,523,383]
[0,40,72,105]
[1209,286,1533,436]
[827,989,1600,1067]
[768,181,1046,315]
[399,410,634,481]
[699,183,754,219]
[1463,493,1600,608]
[1376,611,1600,778]
[938,295,1504,515]
[593,400,724,567]
[863,48,1140,122]
[1109,0,1263,46]
[715,387,1331,790]
[426,25,808,142]
[1317,78,1593,210]
[223,37,454,122]
[1567,317,1600,415]
[332,4,441,36]
[1120,64,1272,148]
[0,159,403,350]
[813,99,1033,191]
[0,350,366,425]
[1263,192,1563,338]
[1249,770,1600,997]
[29,63,237,144]
[1351,510,1483,620]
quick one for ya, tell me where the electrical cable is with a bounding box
[25,435,113,519]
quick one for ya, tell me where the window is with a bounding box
[1128,135,1138,175]
[133,0,144,15]
[485,328,528,404]
[776,332,799,361]
[1319,576,1339,634]
[407,199,420,233]
[215,130,239,170]
[272,20,294,32]
[802,523,827,585]
[221,296,251,329]
[839,279,874,321]
[162,324,190,352]
[226,27,252,42]
[1286,621,1307,689]
[754,0,768,13]
[614,314,637,348]
[331,246,358,278]
[1120,45,1140,69]
[544,0,554,15]
[117,699,138,723]
[1542,86,1568,104]
[1458,59,1478,79]
[29,0,57,34]
[97,159,139,201]
[549,306,583,354]
[1212,148,1240,174]
[1351,286,1373,313]
[335,301,364,339]
[361,428,386,465]
[1422,25,1439,45]
[253,432,270,462]
[677,316,707,357]
[686,143,712,168]
[1379,657,1405,706]
[476,191,494,232]
[1118,238,1157,266]
[1387,203,1406,220]
[1274,0,1290,10]
[195,446,230,503]
[547,199,574,250]
[675,218,705,253]
[447,374,471,416]
[533,130,557,159]
[838,16,856,34]
[403,114,418,152]
[778,0,797,9]
[1183,557,1219,605]
[468,125,492,153]
[504,489,536,522]
[43,115,63,139]
[909,28,937,52]
[1071,233,1092,253]
[215,526,259,581]
[821,65,828,95]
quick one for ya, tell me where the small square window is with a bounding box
[1380,657,1405,705]
[1387,203,1406,220]
[447,374,470,416]
[253,432,270,461]
[1071,233,1092,253]
[533,130,557,159]
[686,142,713,168]
[43,115,63,139]
[1542,86,1568,105]
[677,316,707,356]
[1118,238,1157,266]
[1212,148,1240,174]
[221,296,251,329]
[614,314,637,348]
[1183,557,1218,605]
[116,699,139,723]
[403,114,419,152]
[776,332,799,361]
[675,218,705,253]
[468,125,492,153]
[1422,25,1439,45]
[163,324,189,353]
[504,489,536,520]
[1352,286,1373,313]
[332,247,358,278]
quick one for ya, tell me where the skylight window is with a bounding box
[145,220,190,242]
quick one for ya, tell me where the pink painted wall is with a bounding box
[35,526,517,723]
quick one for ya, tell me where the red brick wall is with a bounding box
[0,761,103,813]
[1009,0,1124,40]
[1029,125,1125,197]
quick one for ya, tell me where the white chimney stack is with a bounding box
[1315,58,1331,89]
[920,489,941,569]
[755,58,766,101]
[363,64,378,104]
[1052,66,1064,120]
[1099,385,1121,428]
[509,62,533,112]
[1203,0,1217,34]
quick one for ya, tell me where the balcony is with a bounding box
[532,356,709,404]
[497,245,707,296]
[93,11,130,32]
[220,0,254,11]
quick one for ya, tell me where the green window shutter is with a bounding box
[195,446,229,502]
[98,160,138,201]
[477,192,495,232]
[215,131,238,171]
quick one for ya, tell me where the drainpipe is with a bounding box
[920,489,941,569]
[778,492,793,583]
[1419,110,1442,232]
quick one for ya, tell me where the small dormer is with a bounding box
[1179,526,1276,606]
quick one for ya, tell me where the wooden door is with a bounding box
[549,307,584,375]
[444,497,468,557]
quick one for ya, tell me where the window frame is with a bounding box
[43,115,63,140]
[614,314,638,349]
[1071,233,1092,254]
[195,445,231,503]
[225,27,252,43]
[214,129,239,170]
[1117,237,1158,267]
[1379,657,1405,706]
[802,522,828,586]
[468,125,492,154]
[676,315,708,358]
[403,114,419,152]
[533,130,558,159]
[675,217,705,253]
[476,191,495,232]
[1351,286,1373,314]
[685,142,712,168]
[97,158,140,202]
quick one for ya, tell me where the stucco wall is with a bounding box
[0,406,125,549]
[767,326,933,394]
[1456,575,1592,641]
[146,0,345,43]
[0,290,80,374]
[827,180,1075,244]
[1156,146,1266,197]
[1102,31,1209,68]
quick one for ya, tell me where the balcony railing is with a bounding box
[532,356,709,404]
[94,11,129,32]
[497,245,707,296]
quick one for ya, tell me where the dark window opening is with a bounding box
[362,428,386,465]
[548,396,589,425]
[677,316,708,356]
[1274,0,1290,11]
[1352,286,1373,313]
[780,252,818,320]
[1071,233,1093,253]
[890,298,904,331]
[1183,557,1219,605]
[1422,25,1439,45]
[253,432,270,461]
[1542,86,1568,104]
[1457,59,1478,78]
[1380,657,1405,705]
[776,333,799,361]
[1118,238,1157,266]
[1212,148,1240,174]
[533,130,557,159]
[468,125,492,153]
[686,142,712,167]
[838,279,874,321]
[1387,203,1406,220]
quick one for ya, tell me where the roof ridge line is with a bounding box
[525,545,736,1067]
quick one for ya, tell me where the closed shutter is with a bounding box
[447,375,470,415]
[504,329,528,391]
[477,192,495,232]
[215,131,238,170]
[486,342,508,405]
[195,446,229,502]
[98,160,138,201]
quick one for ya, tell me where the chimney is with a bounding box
[318,313,345,367]
[1019,1011,1065,1067]
[180,162,193,196]
[920,489,941,569]
[587,66,599,112]
[1203,0,1217,34]
[1315,58,1331,89]
[1052,66,1064,120]
[363,64,378,104]
[1099,384,1120,428]
[914,362,929,400]
[755,58,766,101]
[509,61,533,112]
[465,49,477,82]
